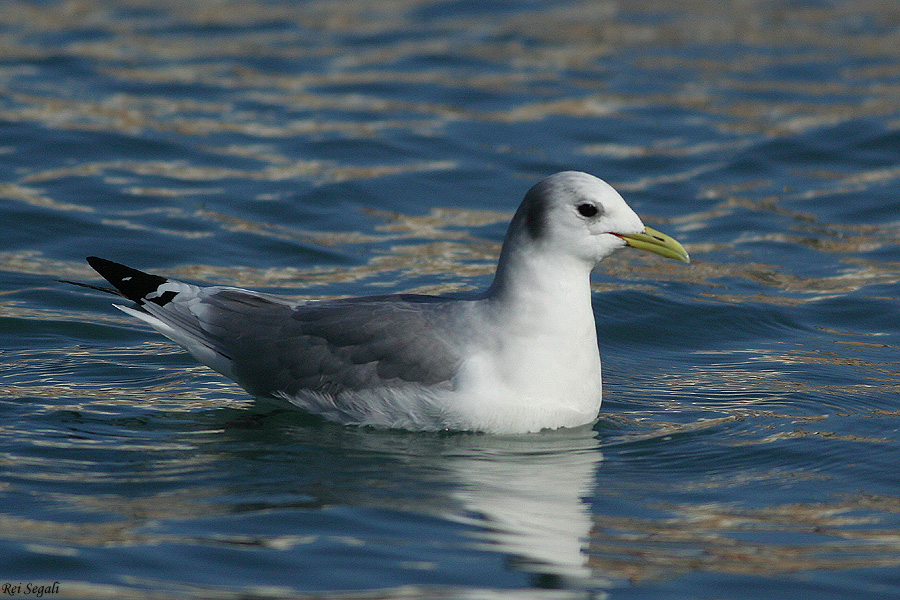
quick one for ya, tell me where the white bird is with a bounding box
[78,171,689,433]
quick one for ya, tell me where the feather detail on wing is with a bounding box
[84,258,467,402]
[202,290,466,398]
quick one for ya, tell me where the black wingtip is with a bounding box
[86,256,169,304]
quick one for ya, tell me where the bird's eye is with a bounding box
[577,203,599,218]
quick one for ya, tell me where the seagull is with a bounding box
[76,171,689,433]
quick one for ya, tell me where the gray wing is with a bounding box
[82,257,468,399]
[192,289,469,398]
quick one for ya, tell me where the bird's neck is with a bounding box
[485,240,596,332]
[462,235,602,431]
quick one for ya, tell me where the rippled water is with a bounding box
[3,1,900,598]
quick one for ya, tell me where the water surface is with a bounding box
[2,1,900,598]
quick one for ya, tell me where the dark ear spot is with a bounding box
[521,184,549,240]
[524,198,546,239]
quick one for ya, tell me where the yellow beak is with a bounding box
[617,226,690,264]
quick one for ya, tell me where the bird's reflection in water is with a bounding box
[262,415,605,590]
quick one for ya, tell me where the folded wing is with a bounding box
[86,258,466,400]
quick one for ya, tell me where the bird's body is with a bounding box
[80,171,689,433]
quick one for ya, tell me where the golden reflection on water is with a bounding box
[588,492,900,583]
[0,0,897,302]
[0,0,896,138]
[5,198,895,302]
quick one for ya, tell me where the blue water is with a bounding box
[3,1,900,598]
